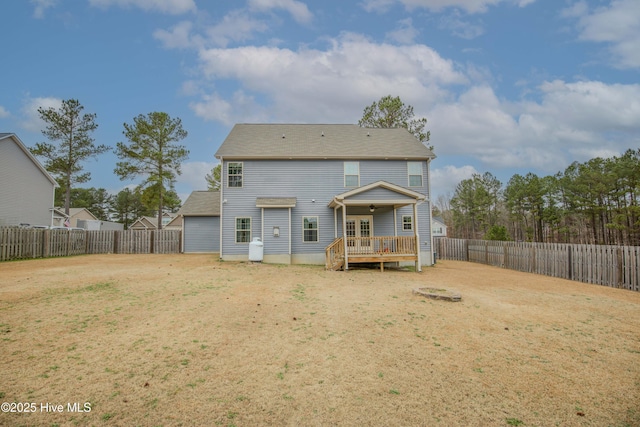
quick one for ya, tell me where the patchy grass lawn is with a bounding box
[0,254,639,426]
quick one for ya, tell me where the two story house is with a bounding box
[0,133,58,227]
[214,124,436,271]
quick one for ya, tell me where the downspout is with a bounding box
[413,201,422,272]
[261,207,264,242]
[393,207,397,237]
[427,158,434,265]
[219,157,224,260]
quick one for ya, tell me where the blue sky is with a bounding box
[1,0,639,204]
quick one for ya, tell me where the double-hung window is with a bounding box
[402,215,413,231]
[228,162,243,188]
[344,162,359,187]
[303,217,319,242]
[235,217,251,243]
[408,161,423,187]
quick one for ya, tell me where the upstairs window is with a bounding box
[344,162,359,187]
[228,162,243,188]
[408,162,423,187]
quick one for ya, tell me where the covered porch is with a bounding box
[326,181,426,272]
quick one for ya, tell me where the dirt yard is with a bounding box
[0,255,638,426]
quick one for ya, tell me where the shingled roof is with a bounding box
[178,191,220,216]
[215,124,435,160]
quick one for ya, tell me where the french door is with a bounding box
[345,215,373,253]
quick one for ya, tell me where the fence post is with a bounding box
[567,245,573,280]
[531,245,536,273]
[616,247,623,288]
[113,231,120,254]
[503,243,508,268]
[43,230,50,258]
[150,230,155,254]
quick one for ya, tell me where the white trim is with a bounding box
[329,180,427,208]
[427,158,434,265]
[219,156,224,259]
[288,208,292,256]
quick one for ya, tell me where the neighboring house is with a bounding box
[66,208,98,227]
[178,191,220,253]
[164,215,183,230]
[0,133,58,227]
[50,208,68,227]
[214,124,436,271]
[129,216,158,230]
[130,212,176,230]
[432,216,448,238]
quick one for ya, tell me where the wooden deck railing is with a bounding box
[346,236,417,256]
[325,237,345,270]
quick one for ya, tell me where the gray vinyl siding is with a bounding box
[349,187,417,202]
[184,216,220,252]
[0,138,55,227]
[221,159,431,257]
[263,209,289,254]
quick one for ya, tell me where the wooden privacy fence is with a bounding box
[435,238,639,292]
[0,228,182,261]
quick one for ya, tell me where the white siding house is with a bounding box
[432,216,448,237]
[0,133,57,227]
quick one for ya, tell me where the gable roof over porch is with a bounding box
[328,180,427,209]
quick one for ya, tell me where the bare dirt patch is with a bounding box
[1,255,639,426]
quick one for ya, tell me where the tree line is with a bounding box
[440,151,640,246]
[31,99,188,229]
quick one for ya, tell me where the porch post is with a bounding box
[413,202,421,272]
[341,203,349,270]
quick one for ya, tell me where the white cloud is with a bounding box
[30,0,57,19]
[194,34,467,123]
[153,21,199,49]
[438,12,485,39]
[564,0,640,69]
[362,0,535,14]
[19,96,62,133]
[0,106,10,118]
[190,91,267,126]
[386,18,420,44]
[428,80,640,172]
[88,0,196,15]
[248,0,313,24]
[205,10,269,48]
[176,161,218,191]
[431,165,478,196]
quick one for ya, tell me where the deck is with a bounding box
[326,236,418,271]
